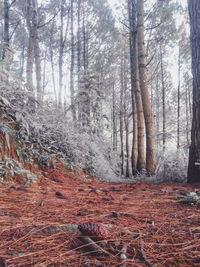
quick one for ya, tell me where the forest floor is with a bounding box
[0,165,200,267]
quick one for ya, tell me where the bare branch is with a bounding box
[8,0,17,8]
[9,20,20,41]
[146,22,162,31]
[37,11,59,29]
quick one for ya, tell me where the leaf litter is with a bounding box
[0,165,200,266]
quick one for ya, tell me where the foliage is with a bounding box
[155,147,188,183]
[0,49,121,182]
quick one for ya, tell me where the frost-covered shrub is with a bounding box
[155,147,188,183]
[0,48,121,182]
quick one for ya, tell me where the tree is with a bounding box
[128,0,145,174]
[26,0,38,93]
[2,0,18,58]
[70,0,76,120]
[137,0,155,175]
[187,0,200,183]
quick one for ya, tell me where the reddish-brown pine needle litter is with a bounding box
[0,163,200,266]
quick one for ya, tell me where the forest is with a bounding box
[0,0,200,266]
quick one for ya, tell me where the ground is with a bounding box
[0,166,200,266]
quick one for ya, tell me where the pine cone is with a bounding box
[78,223,109,240]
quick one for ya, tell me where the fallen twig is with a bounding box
[78,236,110,256]
[139,231,151,267]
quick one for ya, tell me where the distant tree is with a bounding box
[187,0,200,183]
[70,0,76,120]
[26,0,38,93]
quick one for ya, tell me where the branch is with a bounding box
[146,51,156,67]
[146,22,162,31]
[139,231,151,267]
[8,0,17,8]
[118,19,130,30]
[37,11,59,29]
[78,236,110,256]
[9,20,20,41]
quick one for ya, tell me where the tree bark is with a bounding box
[128,0,138,175]
[70,0,76,120]
[77,0,81,74]
[112,86,117,151]
[137,0,155,175]
[120,54,125,175]
[160,44,166,153]
[125,117,131,178]
[185,81,190,146]
[19,44,25,78]
[82,0,88,70]
[35,30,42,103]
[26,0,37,92]
[177,47,181,149]
[49,24,57,104]
[128,0,145,173]
[187,0,200,183]
[3,0,9,47]
[58,0,64,107]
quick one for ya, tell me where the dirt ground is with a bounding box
[0,167,200,266]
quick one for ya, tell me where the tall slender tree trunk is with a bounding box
[128,0,138,175]
[70,0,76,120]
[137,0,155,175]
[177,47,181,149]
[49,25,57,104]
[82,0,88,70]
[112,86,117,151]
[120,54,125,175]
[188,79,192,120]
[156,75,160,149]
[125,117,131,177]
[185,82,190,146]
[3,0,9,55]
[19,44,25,78]
[35,31,42,103]
[26,0,37,92]
[77,0,81,74]
[187,0,200,183]
[160,44,166,152]
[42,48,47,93]
[58,0,64,107]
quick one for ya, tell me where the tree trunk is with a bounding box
[49,24,57,104]
[112,86,117,151]
[26,0,37,92]
[156,75,160,149]
[125,117,131,178]
[58,0,64,107]
[77,0,81,74]
[82,0,88,70]
[137,0,155,175]
[70,0,76,120]
[160,44,166,152]
[128,0,138,175]
[187,0,200,183]
[42,48,47,93]
[35,31,42,103]
[120,55,125,175]
[185,81,190,146]
[177,47,181,149]
[128,0,145,173]
[19,44,25,78]
[3,0,9,49]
